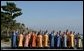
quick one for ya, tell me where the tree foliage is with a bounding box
[1,2,25,40]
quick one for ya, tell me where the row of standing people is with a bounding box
[11,30,83,48]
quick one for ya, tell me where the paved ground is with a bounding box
[1,43,10,47]
[1,40,83,50]
[1,40,11,47]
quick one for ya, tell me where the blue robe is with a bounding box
[12,32,17,47]
[11,32,13,47]
[54,35,57,47]
[49,33,54,47]
[63,34,67,47]
[56,34,61,47]
[15,31,19,47]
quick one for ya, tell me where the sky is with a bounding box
[1,1,83,34]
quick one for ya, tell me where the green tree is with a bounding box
[1,2,22,40]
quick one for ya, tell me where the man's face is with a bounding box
[57,32,58,34]
[66,29,68,32]
[63,32,65,34]
[73,32,75,34]
[59,31,61,34]
[30,32,32,34]
[70,31,72,34]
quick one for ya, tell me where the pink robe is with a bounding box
[24,34,31,47]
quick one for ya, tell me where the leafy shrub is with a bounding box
[4,38,9,42]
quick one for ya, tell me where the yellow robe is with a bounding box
[37,34,43,47]
[18,34,23,47]
[78,39,82,48]
[67,33,71,48]
[43,34,49,47]
[70,34,74,47]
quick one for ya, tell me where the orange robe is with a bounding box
[31,33,37,47]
